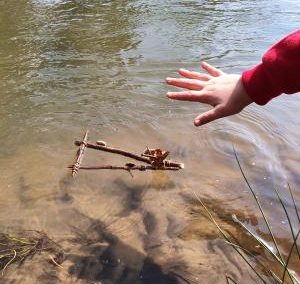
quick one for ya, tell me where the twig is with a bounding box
[68,165,180,171]
[74,141,184,169]
[72,130,89,177]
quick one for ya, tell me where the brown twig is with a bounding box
[72,130,89,177]
[68,164,180,171]
[74,141,184,169]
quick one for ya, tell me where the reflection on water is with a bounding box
[0,0,300,283]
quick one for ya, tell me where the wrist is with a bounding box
[238,76,253,108]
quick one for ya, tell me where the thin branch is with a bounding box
[74,140,184,169]
[72,130,89,177]
[68,165,180,171]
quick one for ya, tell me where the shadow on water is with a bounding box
[66,210,187,284]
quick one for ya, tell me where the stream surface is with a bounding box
[0,0,300,283]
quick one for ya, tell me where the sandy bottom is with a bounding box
[0,127,299,284]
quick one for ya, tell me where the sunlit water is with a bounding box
[0,0,299,283]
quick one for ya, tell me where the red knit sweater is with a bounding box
[242,30,300,105]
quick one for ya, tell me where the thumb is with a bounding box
[194,106,225,126]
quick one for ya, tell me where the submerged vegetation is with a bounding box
[0,230,64,275]
[196,147,300,284]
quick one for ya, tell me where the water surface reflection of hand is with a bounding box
[166,62,253,126]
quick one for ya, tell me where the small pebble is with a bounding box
[96,140,107,146]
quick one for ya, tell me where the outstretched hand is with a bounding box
[166,62,253,126]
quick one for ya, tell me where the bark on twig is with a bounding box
[68,165,180,171]
[72,130,89,177]
[74,141,184,169]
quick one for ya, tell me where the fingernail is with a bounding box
[194,119,201,126]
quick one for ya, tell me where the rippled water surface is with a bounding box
[0,0,300,283]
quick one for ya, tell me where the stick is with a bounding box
[74,141,184,169]
[72,130,89,177]
[68,165,180,171]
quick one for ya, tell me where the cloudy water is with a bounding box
[0,0,299,283]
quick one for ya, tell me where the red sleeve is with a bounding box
[242,30,300,105]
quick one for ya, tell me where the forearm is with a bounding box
[242,29,300,105]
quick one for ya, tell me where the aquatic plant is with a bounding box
[0,230,64,275]
[195,146,300,284]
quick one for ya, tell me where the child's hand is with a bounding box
[166,62,253,126]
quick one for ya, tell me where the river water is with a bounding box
[0,0,299,283]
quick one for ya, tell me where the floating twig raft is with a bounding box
[70,130,184,177]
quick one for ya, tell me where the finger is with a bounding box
[178,68,211,81]
[200,61,224,77]
[165,77,205,90]
[167,91,208,102]
[194,106,226,126]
